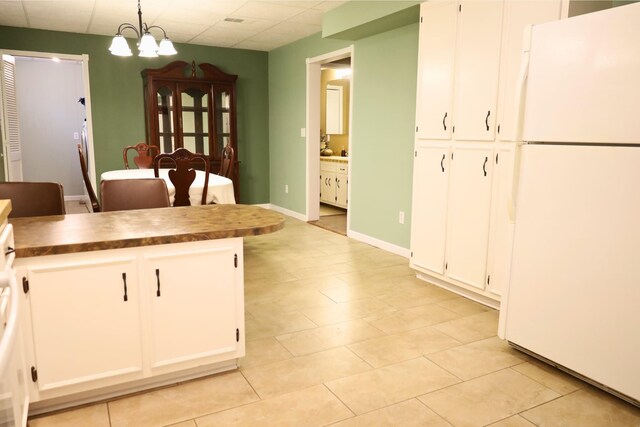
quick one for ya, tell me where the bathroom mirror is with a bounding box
[325,84,343,135]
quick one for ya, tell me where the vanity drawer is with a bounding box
[320,160,337,172]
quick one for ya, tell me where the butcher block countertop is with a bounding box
[10,204,284,258]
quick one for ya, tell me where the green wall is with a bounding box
[268,24,419,249]
[0,26,269,204]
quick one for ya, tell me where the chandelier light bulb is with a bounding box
[109,0,176,58]
[158,38,177,56]
[109,34,133,56]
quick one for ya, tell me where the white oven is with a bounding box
[0,224,28,427]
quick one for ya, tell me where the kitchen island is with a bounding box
[10,204,284,414]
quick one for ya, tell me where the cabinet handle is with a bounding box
[440,154,445,172]
[442,112,448,131]
[156,269,161,297]
[485,110,491,131]
[122,273,128,302]
[483,156,488,176]
[336,178,340,189]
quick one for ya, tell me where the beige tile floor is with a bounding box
[64,200,91,214]
[29,215,640,427]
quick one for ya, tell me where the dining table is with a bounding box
[101,169,236,205]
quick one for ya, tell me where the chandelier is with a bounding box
[108,0,177,58]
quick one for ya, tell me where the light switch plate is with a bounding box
[300,128,306,137]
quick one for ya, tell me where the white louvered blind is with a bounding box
[1,54,23,180]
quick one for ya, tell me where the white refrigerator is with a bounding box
[500,3,640,406]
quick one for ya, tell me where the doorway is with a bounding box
[0,50,95,209]
[305,46,354,235]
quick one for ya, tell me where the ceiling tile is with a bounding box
[233,38,279,52]
[287,8,323,25]
[0,2,28,27]
[231,1,306,20]
[216,17,277,32]
[312,1,346,12]
[263,1,321,8]
[266,21,320,37]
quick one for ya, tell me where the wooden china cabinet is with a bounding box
[141,61,239,199]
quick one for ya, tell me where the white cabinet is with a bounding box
[411,0,561,306]
[452,1,504,141]
[320,159,348,209]
[410,142,494,294]
[496,1,562,141]
[486,143,515,296]
[25,257,143,394]
[335,163,348,208]
[143,244,240,374]
[415,1,457,140]
[410,142,450,275]
[445,144,494,289]
[415,1,504,142]
[17,238,244,404]
[320,169,335,205]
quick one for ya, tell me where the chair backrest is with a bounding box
[153,148,209,206]
[77,143,100,212]
[0,181,66,218]
[123,142,160,169]
[100,178,171,212]
[219,144,235,179]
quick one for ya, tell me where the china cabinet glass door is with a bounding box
[214,86,232,155]
[179,83,211,156]
[156,85,176,153]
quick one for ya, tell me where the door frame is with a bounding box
[0,49,96,193]
[305,46,354,224]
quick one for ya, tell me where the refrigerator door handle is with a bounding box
[509,25,533,224]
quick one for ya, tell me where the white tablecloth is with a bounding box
[101,169,236,205]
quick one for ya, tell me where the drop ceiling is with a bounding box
[0,0,347,52]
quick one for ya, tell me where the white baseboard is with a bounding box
[252,203,271,209]
[266,204,307,221]
[65,195,88,202]
[347,229,410,258]
[266,204,410,259]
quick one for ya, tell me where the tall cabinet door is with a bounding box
[486,144,515,296]
[452,1,504,141]
[497,0,561,141]
[446,144,494,289]
[415,1,458,140]
[143,242,240,374]
[410,142,451,275]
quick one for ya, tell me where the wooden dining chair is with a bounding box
[77,143,100,212]
[153,148,210,206]
[0,181,66,218]
[100,178,171,212]
[219,144,235,179]
[123,142,160,169]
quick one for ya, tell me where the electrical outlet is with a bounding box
[399,211,405,224]
[300,128,306,137]
[73,132,80,140]
[285,184,289,194]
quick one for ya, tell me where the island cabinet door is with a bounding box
[22,256,143,398]
[142,239,243,375]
